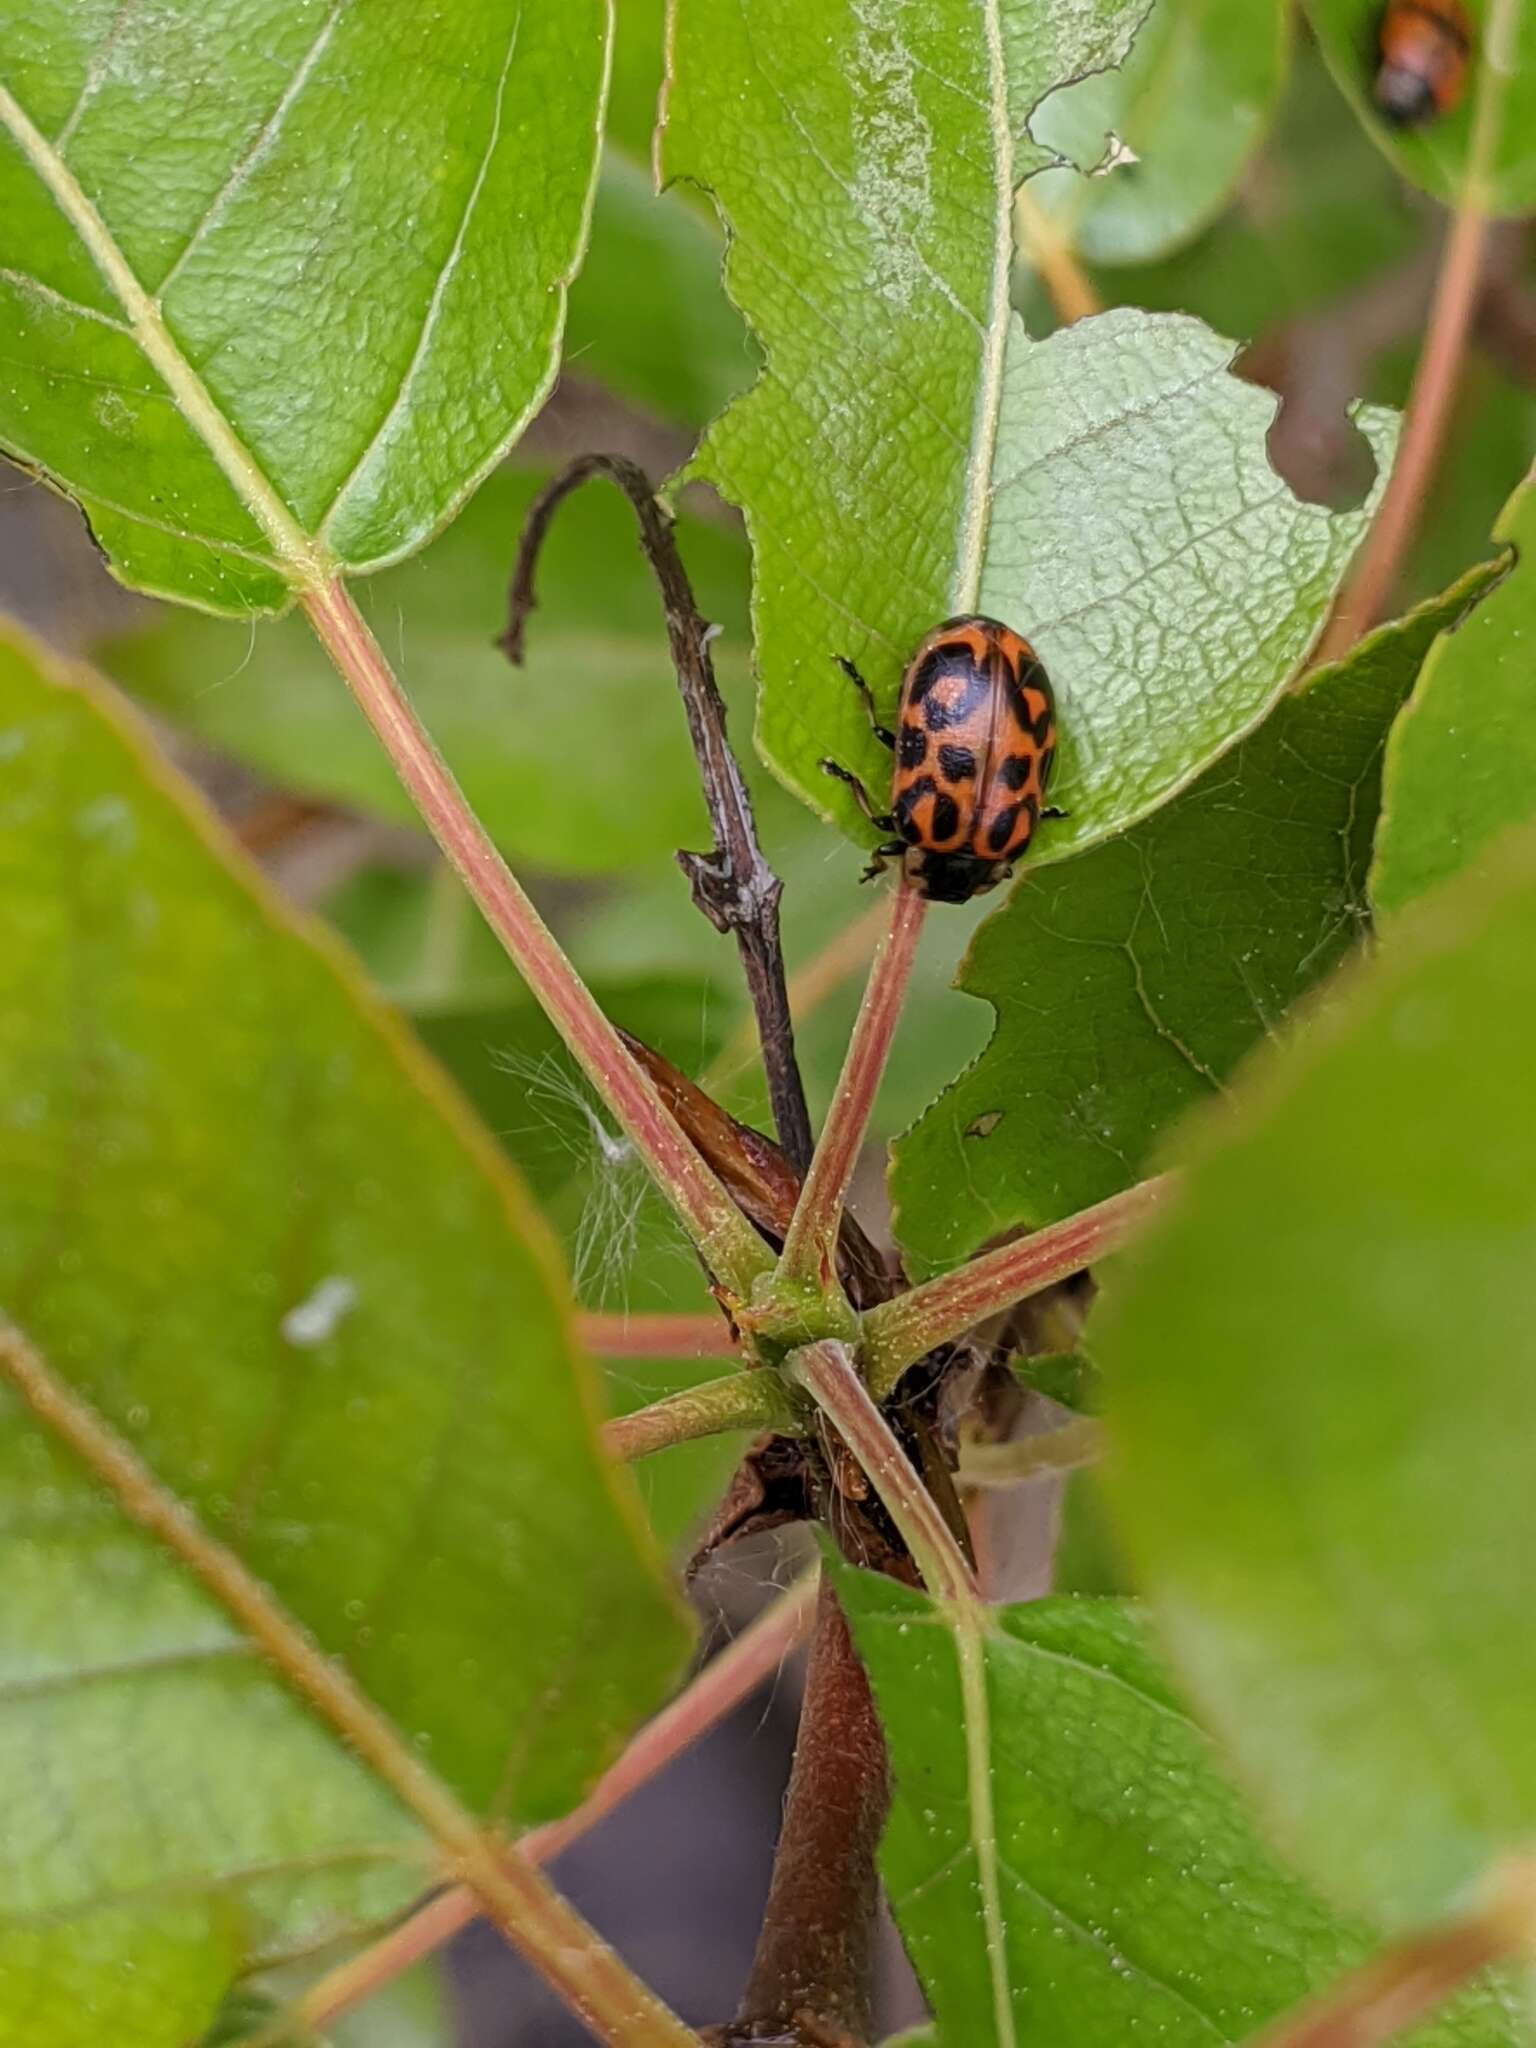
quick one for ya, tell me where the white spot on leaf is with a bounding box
[281,1274,358,1348]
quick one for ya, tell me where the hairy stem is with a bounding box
[1244,1861,1536,2048]
[580,1311,739,1359]
[302,578,770,1303]
[864,1176,1173,1399]
[604,1371,798,1462]
[790,1341,979,1611]
[288,1574,821,2039]
[502,454,815,1174]
[724,1578,889,2047]
[1312,204,1490,662]
[777,887,928,1296]
[0,1322,697,2048]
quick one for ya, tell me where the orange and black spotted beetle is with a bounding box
[1373,0,1471,125]
[822,614,1059,904]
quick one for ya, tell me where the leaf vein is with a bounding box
[153,0,351,300]
[0,1640,252,1707]
[51,0,144,154]
[316,9,523,542]
[0,265,130,333]
[994,1853,1231,2041]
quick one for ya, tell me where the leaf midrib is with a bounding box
[956,1609,1019,2048]
[0,81,327,591]
[949,0,1014,619]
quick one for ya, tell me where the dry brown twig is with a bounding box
[502,453,815,1175]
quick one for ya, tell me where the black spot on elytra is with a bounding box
[931,793,961,841]
[1010,666,1055,741]
[986,803,1021,854]
[923,679,988,732]
[898,723,927,769]
[937,743,976,782]
[997,752,1033,791]
[894,778,934,843]
[910,648,988,727]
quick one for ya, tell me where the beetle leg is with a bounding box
[821,758,897,832]
[860,840,904,885]
[1041,804,1069,821]
[833,657,897,750]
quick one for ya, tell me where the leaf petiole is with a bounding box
[301,577,772,1303]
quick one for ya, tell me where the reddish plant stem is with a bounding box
[864,1175,1174,1399]
[302,579,771,1303]
[724,1577,890,2047]
[603,1372,797,1462]
[791,1341,979,1610]
[580,1311,739,1359]
[1312,201,1491,664]
[703,898,888,1098]
[777,886,928,1296]
[290,1576,821,2038]
[1244,1863,1536,2048]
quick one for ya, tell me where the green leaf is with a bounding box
[318,864,529,1019]
[663,0,1394,859]
[199,1988,310,2048]
[0,2,607,612]
[1373,467,1532,914]
[581,0,751,426]
[607,0,669,162]
[99,463,752,875]
[1028,0,1292,265]
[1096,823,1536,1926]
[1306,0,1536,216]
[1012,1351,1100,1413]
[836,1574,1519,2047]
[0,624,689,2039]
[1396,361,1536,613]
[1053,1472,1133,1596]
[307,937,745,1540]
[890,561,1499,1271]
[1090,39,1418,344]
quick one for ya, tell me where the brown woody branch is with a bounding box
[708,1578,890,2048]
[502,454,815,1175]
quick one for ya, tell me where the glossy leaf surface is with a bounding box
[663,0,1393,860]
[0,1,607,610]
